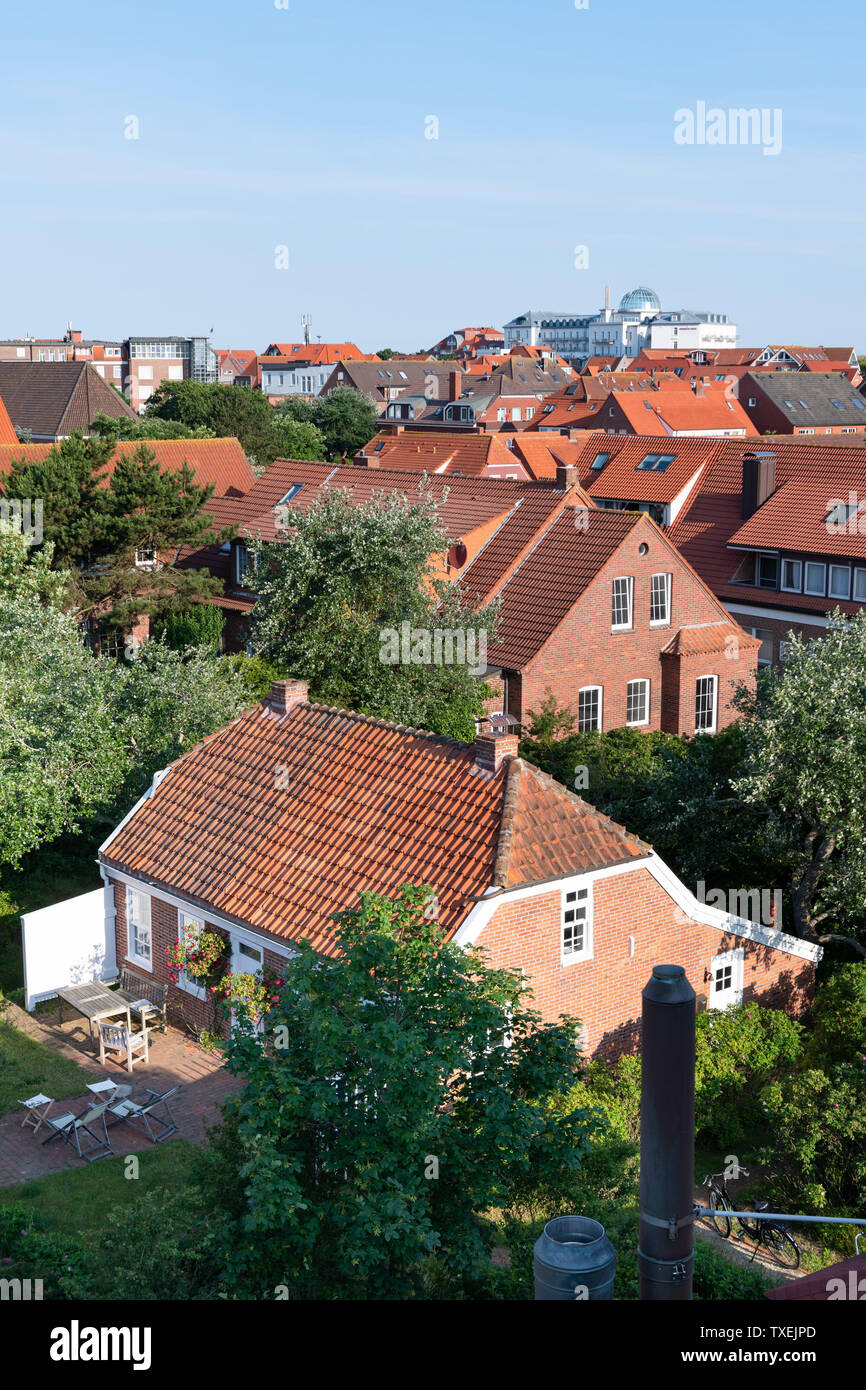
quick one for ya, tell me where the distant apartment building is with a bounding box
[736,372,866,437]
[504,287,736,364]
[260,343,374,399]
[0,326,218,413]
[126,336,218,412]
[0,326,128,390]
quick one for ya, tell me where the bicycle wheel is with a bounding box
[707,1186,732,1238]
[763,1225,800,1269]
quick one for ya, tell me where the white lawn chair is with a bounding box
[96,1019,150,1072]
[41,1101,114,1162]
[106,1086,181,1144]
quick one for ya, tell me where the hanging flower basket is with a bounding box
[211,968,285,1024]
[165,928,227,985]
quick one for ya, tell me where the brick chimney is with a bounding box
[693,379,706,398]
[474,731,519,773]
[449,369,462,401]
[555,463,579,491]
[267,679,308,715]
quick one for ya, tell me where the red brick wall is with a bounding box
[509,518,757,732]
[476,866,814,1058]
[723,609,826,664]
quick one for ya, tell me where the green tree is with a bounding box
[247,484,497,739]
[209,884,596,1299]
[733,611,866,954]
[3,436,232,630]
[0,527,71,608]
[270,415,327,461]
[0,599,126,864]
[308,385,378,459]
[89,412,217,442]
[145,381,282,467]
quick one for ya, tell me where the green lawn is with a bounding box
[0,1139,197,1240]
[0,1017,100,1114]
[0,1140,202,1297]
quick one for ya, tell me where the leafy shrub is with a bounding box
[805,963,866,1068]
[554,1055,642,1144]
[693,1241,771,1300]
[0,1203,93,1299]
[226,652,288,701]
[95,1188,221,1300]
[694,1004,803,1148]
[152,604,225,652]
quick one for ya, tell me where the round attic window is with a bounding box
[638,542,649,555]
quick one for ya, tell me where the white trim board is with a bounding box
[722,601,831,629]
[454,853,820,963]
[100,867,300,962]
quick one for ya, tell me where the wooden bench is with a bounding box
[112,969,169,1033]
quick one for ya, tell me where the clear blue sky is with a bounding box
[1,0,862,353]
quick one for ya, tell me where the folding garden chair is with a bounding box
[41,1100,114,1162]
[105,1086,181,1144]
[18,1093,54,1135]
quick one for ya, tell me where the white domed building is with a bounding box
[503,286,736,364]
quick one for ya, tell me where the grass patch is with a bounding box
[0,1139,201,1297]
[0,1018,99,1115]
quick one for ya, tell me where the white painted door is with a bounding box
[709,947,744,1010]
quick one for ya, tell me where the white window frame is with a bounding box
[803,561,826,596]
[695,674,718,733]
[126,887,152,971]
[577,685,603,733]
[611,575,633,631]
[649,572,672,626]
[853,568,866,603]
[780,558,802,593]
[626,678,650,726]
[709,947,744,1010]
[177,911,207,1000]
[828,564,851,601]
[561,880,593,965]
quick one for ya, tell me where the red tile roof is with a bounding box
[0,438,255,497]
[357,431,517,477]
[668,437,866,614]
[661,620,759,657]
[100,699,649,954]
[476,508,646,667]
[0,392,16,446]
[608,385,758,436]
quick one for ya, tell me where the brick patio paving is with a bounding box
[0,1000,242,1187]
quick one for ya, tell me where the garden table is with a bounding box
[55,983,132,1047]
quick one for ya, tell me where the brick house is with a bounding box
[98,681,818,1057]
[461,501,759,733]
[737,371,866,437]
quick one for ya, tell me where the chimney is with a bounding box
[474,731,519,773]
[267,679,308,715]
[555,463,579,492]
[449,369,462,401]
[355,449,368,466]
[693,379,705,398]
[741,452,776,520]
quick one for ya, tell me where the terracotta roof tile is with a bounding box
[0,438,254,497]
[100,702,647,953]
[0,392,16,446]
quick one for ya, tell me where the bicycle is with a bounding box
[699,1169,800,1269]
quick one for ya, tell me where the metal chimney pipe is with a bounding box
[638,963,696,1301]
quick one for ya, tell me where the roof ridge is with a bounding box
[521,758,653,854]
[292,698,473,753]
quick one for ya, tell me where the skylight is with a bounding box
[590,452,610,470]
[636,453,676,472]
[277,483,303,504]
[832,399,844,408]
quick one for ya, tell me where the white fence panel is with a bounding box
[21,886,115,1011]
